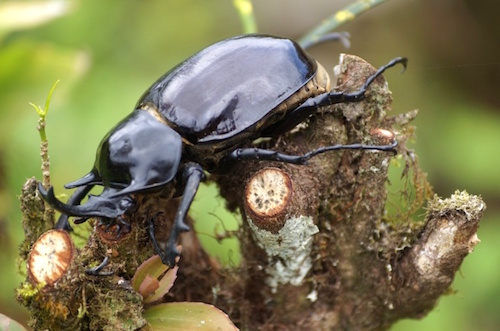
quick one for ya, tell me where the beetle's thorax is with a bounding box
[93,110,183,195]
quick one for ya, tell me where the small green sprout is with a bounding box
[29,79,60,220]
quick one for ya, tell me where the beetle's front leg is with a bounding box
[155,163,205,267]
[53,184,93,231]
[85,256,114,276]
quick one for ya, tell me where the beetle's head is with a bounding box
[39,110,183,219]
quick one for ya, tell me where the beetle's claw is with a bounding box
[73,217,90,225]
[85,256,114,276]
[177,221,190,232]
[162,244,180,268]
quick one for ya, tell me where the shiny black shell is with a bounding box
[137,34,317,144]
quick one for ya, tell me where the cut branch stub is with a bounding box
[244,167,320,292]
[17,54,486,331]
[390,191,485,320]
[214,54,402,328]
[370,128,396,145]
[244,167,293,232]
[27,229,75,286]
[212,54,486,330]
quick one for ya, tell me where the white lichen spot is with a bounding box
[306,289,318,302]
[468,233,480,253]
[385,263,393,282]
[247,215,319,292]
[333,54,345,78]
[381,158,390,168]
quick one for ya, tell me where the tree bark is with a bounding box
[17,54,485,331]
[208,54,485,330]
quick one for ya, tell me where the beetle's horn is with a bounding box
[64,171,100,189]
[37,183,125,219]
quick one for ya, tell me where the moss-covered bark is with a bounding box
[17,55,485,331]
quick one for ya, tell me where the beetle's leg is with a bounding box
[148,213,164,260]
[156,163,205,267]
[85,256,113,276]
[301,32,350,50]
[228,140,397,165]
[265,57,407,136]
[54,184,93,231]
[73,217,90,225]
[115,215,132,238]
[325,57,408,103]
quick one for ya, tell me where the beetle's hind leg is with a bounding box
[264,57,407,136]
[332,56,408,102]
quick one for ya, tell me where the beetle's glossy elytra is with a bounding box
[38,34,407,270]
[140,35,317,144]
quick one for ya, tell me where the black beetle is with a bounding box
[39,34,406,270]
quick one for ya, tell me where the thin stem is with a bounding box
[298,0,389,48]
[29,80,60,223]
[233,0,258,34]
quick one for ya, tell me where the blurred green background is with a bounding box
[1,0,499,329]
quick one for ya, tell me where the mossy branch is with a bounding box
[207,55,485,330]
[28,79,59,226]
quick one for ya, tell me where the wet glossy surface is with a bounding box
[95,110,183,193]
[138,35,316,143]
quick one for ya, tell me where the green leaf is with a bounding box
[0,1,72,33]
[131,255,169,293]
[143,266,178,304]
[132,254,179,302]
[29,79,59,119]
[143,302,238,331]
